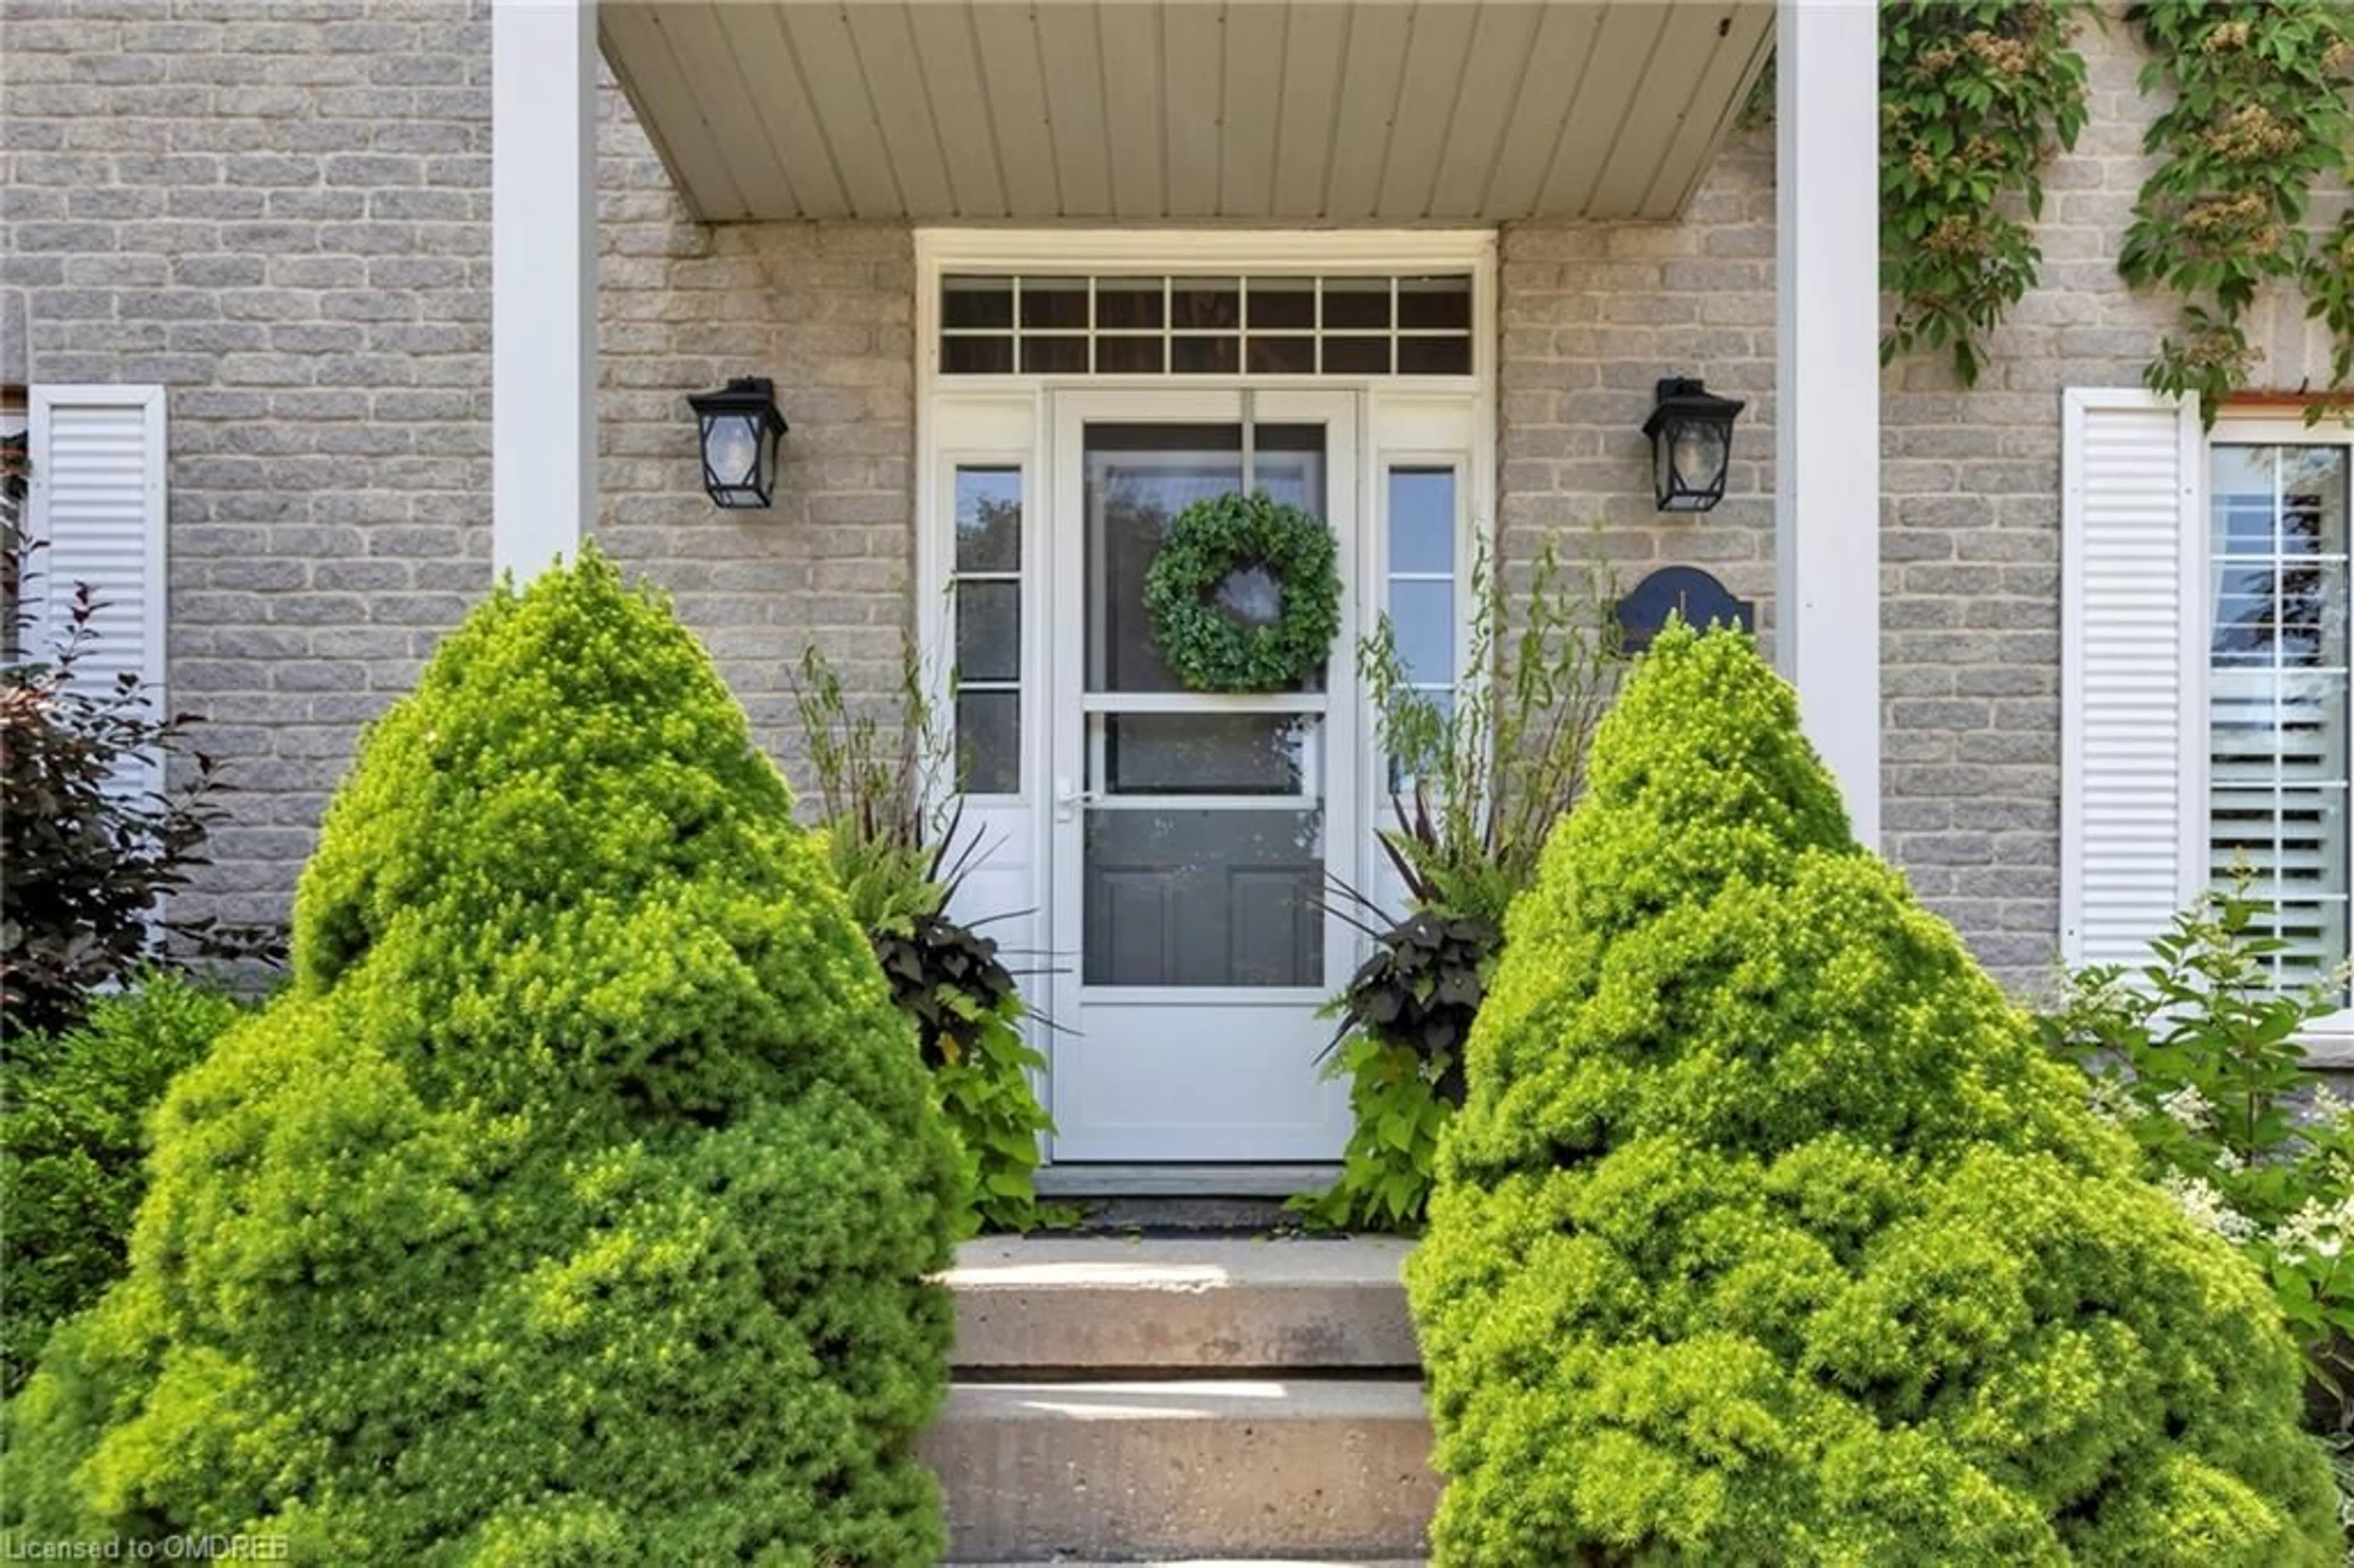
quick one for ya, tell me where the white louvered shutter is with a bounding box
[2060,389,2204,965]
[25,386,170,801]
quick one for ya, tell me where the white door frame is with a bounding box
[914,229,1496,1167]
[1043,386,1363,1160]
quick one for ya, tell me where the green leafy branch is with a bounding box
[1880,1,2092,386]
[2122,1,2354,423]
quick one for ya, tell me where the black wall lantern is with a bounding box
[688,377,788,509]
[1642,377,1745,514]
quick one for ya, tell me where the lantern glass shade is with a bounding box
[688,378,787,509]
[1641,378,1745,513]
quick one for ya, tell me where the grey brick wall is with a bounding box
[1,1,916,938]
[7,0,2337,991]
[1499,4,2341,992]
[2,0,497,933]
[592,88,915,772]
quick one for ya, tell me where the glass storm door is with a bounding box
[1047,389,1359,1160]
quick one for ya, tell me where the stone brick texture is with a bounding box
[591,85,913,781]
[3,0,2337,992]
[2,0,498,935]
[1500,6,2339,992]
[0,0,910,941]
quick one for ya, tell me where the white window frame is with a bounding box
[2066,390,2354,1058]
[2211,413,2354,1057]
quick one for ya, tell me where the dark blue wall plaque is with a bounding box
[1614,566,1754,654]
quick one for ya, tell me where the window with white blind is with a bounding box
[2064,394,2352,1019]
[2206,436,2350,994]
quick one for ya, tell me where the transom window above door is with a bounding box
[939,273,1473,377]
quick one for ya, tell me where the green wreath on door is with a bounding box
[1141,490,1342,693]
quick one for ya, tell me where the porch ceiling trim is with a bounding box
[599,1,1775,225]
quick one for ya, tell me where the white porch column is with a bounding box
[492,0,598,580]
[1776,0,1881,847]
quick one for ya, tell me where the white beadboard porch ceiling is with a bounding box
[597,1,1775,224]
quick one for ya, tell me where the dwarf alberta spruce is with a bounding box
[2,552,962,1564]
[1407,624,2339,1566]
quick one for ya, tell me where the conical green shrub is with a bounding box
[3,552,962,1564]
[1406,623,2338,1566]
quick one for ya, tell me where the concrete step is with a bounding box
[921,1378,1438,1563]
[947,1236,1418,1372]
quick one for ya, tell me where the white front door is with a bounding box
[1045,389,1360,1160]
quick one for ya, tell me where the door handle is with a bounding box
[1054,777,1100,821]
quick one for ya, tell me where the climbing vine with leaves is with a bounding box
[1880,2,2092,386]
[2122,1,2354,422]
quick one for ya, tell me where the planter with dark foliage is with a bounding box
[1335,910,1498,1109]
[875,913,1019,1070]
[1292,542,1621,1235]
[791,645,1061,1235]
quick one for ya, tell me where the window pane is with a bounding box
[1250,424,1328,517]
[1096,335,1166,375]
[955,466,1021,572]
[1324,336,1390,375]
[956,580,1020,682]
[1398,336,1472,376]
[1083,424,1327,693]
[1095,281,1165,330]
[1020,336,1087,374]
[1171,335,1238,374]
[1246,336,1316,374]
[1019,278,1088,329]
[2208,674,2347,781]
[1397,275,1471,330]
[1389,579,1455,686]
[1389,468,1455,574]
[1085,425,1244,692]
[1387,687,1456,794]
[1104,713,1313,794]
[1170,276,1241,332]
[943,336,1013,375]
[1322,277,1390,330]
[943,275,1013,329]
[1247,276,1315,329]
[2207,440,2351,997]
[956,691,1020,794]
